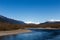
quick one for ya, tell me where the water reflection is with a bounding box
[17,31,60,40]
[0,29,60,40]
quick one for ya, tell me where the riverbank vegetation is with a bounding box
[0,22,60,31]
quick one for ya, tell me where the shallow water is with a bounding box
[0,29,60,40]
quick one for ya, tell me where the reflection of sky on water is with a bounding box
[17,31,60,40]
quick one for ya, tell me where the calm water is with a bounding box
[0,29,60,40]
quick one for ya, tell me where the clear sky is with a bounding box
[0,0,60,23]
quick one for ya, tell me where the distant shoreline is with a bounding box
[27,28,60,30]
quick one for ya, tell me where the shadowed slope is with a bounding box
[0,15,25,24]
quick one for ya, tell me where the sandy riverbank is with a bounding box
[0,29,31,36]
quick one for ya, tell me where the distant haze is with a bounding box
[48,19,60,22]
[25,21,40,24]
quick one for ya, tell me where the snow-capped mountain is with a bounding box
[47,19,60,22]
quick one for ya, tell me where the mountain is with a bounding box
[39,21,60,28]
[40,21,60,24]
[0,15,25,24]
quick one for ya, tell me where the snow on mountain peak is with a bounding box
[48,19,60,22]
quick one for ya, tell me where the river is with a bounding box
[0,29,60,40]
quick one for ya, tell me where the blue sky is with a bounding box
[0,0,60,23]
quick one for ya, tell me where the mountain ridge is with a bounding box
[0,15,25,24]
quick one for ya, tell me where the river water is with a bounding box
[0,29,60,40]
